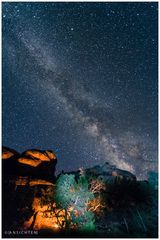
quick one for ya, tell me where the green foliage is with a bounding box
[78,211,95,232]
[55,173,95,232]
[56,174,76,209]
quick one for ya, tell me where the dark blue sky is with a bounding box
[2,2,158,179]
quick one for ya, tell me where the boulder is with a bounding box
[2,146,19,160]
[17,149,57,180]
[2,147,57,181]
[15,177,55,187]
[84,162,136,182]
[2,146,20,176]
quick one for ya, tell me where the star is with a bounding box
[2,2,158,179]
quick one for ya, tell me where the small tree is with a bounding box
[88,177,106,215]
[55,173,95,232]
[89,178,106,194]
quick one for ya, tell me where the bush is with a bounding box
[55,173,95,232]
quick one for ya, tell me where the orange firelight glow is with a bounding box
[23,197,71,231]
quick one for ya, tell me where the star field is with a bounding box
[2,2,158,179]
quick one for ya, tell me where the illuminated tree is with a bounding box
[55,173,96,232]
[89,178,106,194]
[88,177,106,214]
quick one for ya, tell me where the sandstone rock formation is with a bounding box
[17,149,57,180]
[67,162,136,182]
[2,146,20,176]
[2,147,57,181]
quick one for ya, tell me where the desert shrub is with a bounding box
[55,173,96,232]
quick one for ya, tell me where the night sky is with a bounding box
[2,2,158,179]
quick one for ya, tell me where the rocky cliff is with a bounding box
[2,146,57,182]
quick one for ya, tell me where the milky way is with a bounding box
[2,2,158,179]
